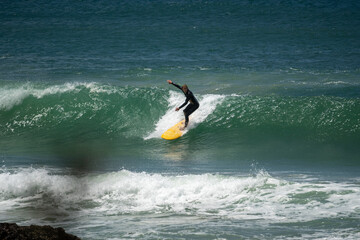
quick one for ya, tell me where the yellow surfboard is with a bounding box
[161,120,185,140]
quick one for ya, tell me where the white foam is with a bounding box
[323,81,350,85]
[1,168,359,224]
[0,82,111,110]
[145,91,225,139]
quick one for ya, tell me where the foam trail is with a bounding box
[145,91,225,139]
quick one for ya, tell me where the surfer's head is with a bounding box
[182,84,188,93]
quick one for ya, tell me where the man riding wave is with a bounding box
[167,80,199,128]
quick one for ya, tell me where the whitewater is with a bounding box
[1,167,359,239]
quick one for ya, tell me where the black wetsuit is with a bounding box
[171,83,199,127]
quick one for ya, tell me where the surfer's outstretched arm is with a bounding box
[171,83,182,90]
[167,80,182,90]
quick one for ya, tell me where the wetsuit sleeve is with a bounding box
[171,82,182,90]
[179,95,190,109]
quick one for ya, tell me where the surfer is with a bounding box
[167,80,199,128]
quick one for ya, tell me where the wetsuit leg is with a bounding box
[184,114,189,127]
[183,104,199,127]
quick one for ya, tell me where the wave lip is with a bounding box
[0,82,105,111]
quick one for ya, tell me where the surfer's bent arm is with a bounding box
[170,82,188,108]
[179,96,190,109]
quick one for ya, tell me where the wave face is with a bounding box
[0,82,167,138]
[208,94,360,142]
[1,82,360,163]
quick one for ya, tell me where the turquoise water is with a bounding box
[1,1,360,239]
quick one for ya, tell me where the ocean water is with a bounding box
[1,0,360,239]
